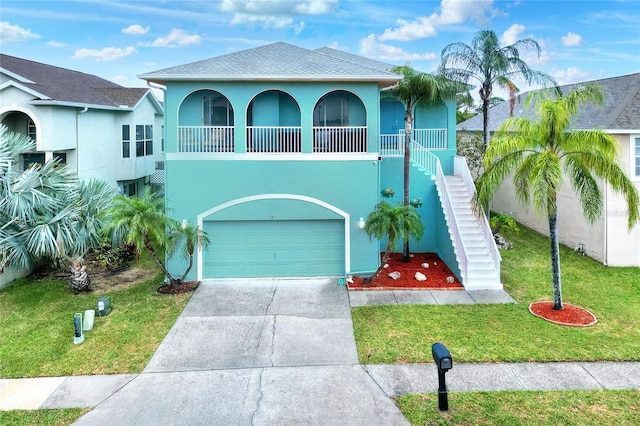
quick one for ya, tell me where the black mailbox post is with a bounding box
[432,342,452,411]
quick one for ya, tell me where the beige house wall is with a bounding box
[490,133,640,267]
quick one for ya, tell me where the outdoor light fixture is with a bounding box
[358,217,365,229]
[73,313,84,345]
[181,219,187,229]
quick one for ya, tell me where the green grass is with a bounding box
[0,409,87,426]
[353,226,640,363]
[0,262,192,378]
[396,390,640,426]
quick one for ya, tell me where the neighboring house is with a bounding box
[458,73,640,267]
[139,42,501,289]
[0,54,165,196]
[0,54,164,288]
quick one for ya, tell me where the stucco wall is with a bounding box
[490,133,640,266]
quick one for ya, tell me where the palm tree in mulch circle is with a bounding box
[363,194,424,284]
[475,84,639,310]
[390,65,465,261]
[439,29,559,149]
[106,188,210,291]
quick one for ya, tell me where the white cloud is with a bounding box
[122,24,150,35]
[359,34,436,62]
[550,67,589,85]
[220,0,337,29]
[109,75,129,82]
[73,46,138,61]
[0,21,40,42]
[561,32,585,47]
[46,40,66,47]
[500,24,526,45]
[379,0,497,41]
[380,17,437,42]
[142,29,201,47]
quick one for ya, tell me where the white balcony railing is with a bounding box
[380,129,448,157]
[247,126,302,153]
[313,126,367,153]
[412,128,447,150]
[178,126,234,153]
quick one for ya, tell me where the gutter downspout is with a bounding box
[74,107,88,173]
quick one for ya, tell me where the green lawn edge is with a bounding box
[353,225,640,363]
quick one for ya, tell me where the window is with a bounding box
[161,125,165,152]
[203,95,234,126]
[127,182,137,197]
[314,97,350,127]
[27,119,36,142]
[22,153,45,171]
[53,152,67,167]
[122,125,130,158]
[136,125,153,157]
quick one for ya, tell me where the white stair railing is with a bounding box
[411,144,469,284]
[453,156,501,278]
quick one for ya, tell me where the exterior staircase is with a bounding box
[441,175,502,290]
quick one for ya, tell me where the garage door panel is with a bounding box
[204,220,344,278]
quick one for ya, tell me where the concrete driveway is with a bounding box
[74,278,409,425]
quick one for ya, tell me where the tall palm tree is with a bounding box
[475,85,639,310]
[439,29,558,148]
[390,65,464,260]
[106,188,210,288]
[363,200,424,283]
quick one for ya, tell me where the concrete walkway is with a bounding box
[1,280,638,424]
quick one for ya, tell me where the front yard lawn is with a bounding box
[353,225,640,363]
[0,264,191,378]
[396,390,640,426]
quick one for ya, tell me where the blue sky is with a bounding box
[1,0,639,101]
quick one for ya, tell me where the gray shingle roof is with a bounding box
[139,42,401,84]
[0,54,149,108]
[313,47,395,73]
[457,73,640,132]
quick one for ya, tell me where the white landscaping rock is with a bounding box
[388,271,401,280]
[414,272,427,281]
[421,263,430,268]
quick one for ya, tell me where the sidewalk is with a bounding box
[1,286,638,418]
[2,362,639,410]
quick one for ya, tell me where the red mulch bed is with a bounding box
[157,281,200,294]
[347,253,464,291]
[529,301,598,327]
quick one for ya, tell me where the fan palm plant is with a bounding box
[475,85,639,310]
[390,65,464,260]
[0,125,113,292]
[363,200,424,284]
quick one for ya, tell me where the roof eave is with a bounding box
[138,73,400,84]
[28,100,134,111]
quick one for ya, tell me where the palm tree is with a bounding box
[363,200,424,284]
[0,125,114,292]
[439,29,558,148]
[167,221,210,284]
[106,188,210,289]
[475,85,639,310]
[390,65,464,260]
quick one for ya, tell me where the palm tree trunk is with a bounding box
[180,254,194,282]
[403,104,413,262]
[364,247,393,284]
[548,209,563,310]
[143,236,177,287]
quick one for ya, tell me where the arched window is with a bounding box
[27,119,36,141]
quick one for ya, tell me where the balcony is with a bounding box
[247,126,301,153]
[312,126,367,153]
[178,126,234,153]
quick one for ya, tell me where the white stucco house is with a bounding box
[0,53,164,196]
[0,54,164,287]
[458,73,640,267]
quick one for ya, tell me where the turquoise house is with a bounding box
[139,42,501,290]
